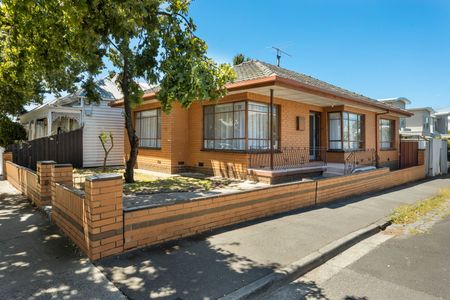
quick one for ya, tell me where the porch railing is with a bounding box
[248,147,327,170]
[344,149,376,174]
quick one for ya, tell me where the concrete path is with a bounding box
[265,215,450,299]
[0,180,126,300]
[98,175,450,299]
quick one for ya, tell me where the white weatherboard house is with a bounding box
[19,76,146,167]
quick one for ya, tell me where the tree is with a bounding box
[0,116,26,147]
[98,131,114,172]
[0,1,236,183]
[232,53,250,65]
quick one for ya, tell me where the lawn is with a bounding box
[73,168,233,194]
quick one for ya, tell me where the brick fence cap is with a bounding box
[37,160,56,165]
[54,163,73,168]
[86,174,122,182]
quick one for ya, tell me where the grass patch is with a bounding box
[73,167,233,194]
[123,176,232,194]
[390,187,450,224]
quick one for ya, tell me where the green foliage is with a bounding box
[0,116,26,147]
[232,53,251,65]
[0,0,236,182]
[99,131,113,145]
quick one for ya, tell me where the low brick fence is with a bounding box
[123,164,426,250]
[2,151,426,261]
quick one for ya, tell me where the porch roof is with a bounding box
[19,105,82,124]
[110,60,412,117]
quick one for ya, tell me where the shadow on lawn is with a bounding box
[0,185,123,299]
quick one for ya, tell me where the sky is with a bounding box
[188,0,450,110]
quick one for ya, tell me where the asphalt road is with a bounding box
[266,215,450,300]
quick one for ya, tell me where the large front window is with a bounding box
[203,101,279,151]
[135,109,161,148]
[379,119,395,150]
[328,112,364,150]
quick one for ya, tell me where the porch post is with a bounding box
[270,89,274,170]
[47,111,52,136]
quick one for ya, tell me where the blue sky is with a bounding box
[189,0,450,110]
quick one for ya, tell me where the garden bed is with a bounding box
[74,168,236,194]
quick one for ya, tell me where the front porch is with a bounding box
[247,147,377,184]
[19,106,82,140]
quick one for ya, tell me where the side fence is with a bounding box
[2,153,123,260]
[2,150,427,261]
[7,128,83,171]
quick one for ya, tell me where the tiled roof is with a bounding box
[233,60,382,106]
[138,60,411,115]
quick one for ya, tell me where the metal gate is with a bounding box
[400,140,418,169]
[7,128,83,170]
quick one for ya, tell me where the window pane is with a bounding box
[136,109,161,148]
[203,101,279,151]
[379,119,394,149]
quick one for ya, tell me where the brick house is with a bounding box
[112,60,412,182]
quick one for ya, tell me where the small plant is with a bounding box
[98,131,114,172]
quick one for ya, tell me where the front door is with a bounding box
[309,112,321,160]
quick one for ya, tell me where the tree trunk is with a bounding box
[122,57,139,183]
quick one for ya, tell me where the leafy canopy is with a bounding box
[0,116,26,147]
[0,0,236,114]
[232,53,251,66]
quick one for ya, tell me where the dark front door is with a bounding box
[309,112,321,160]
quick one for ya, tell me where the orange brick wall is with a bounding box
[4,160,47,206]
[123,164,425,251]
[52,184,88,253]
[123,180,317,249]
[83,175,124,260]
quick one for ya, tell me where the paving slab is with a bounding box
[0,180,126,300]
[98,175,450,299]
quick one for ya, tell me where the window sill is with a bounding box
[327,149,365,153]
[380,148,397,151]
[201,148,282,154]
[138,147,161,150]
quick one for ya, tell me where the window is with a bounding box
[328,112,364,150]
[203,101,279,151]
[424,116,430,131]
[379,119,395,150]
[135,109,161,148]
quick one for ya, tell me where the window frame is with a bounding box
[202,100,281,152]
[379,118,396,150]
[135,108,161,149]
[327,111,365,151]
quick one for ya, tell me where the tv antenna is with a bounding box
[271,46,292,67]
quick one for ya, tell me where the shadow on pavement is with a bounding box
[0,183,124,299]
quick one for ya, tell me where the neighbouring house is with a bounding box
[18,76,136,167]
[435,106,450,137]
[378,97,411,131]
[112,60,412,183]
[380,98,449,138]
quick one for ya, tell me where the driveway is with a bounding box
[97,175,450,299]
[0,180,125,299]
